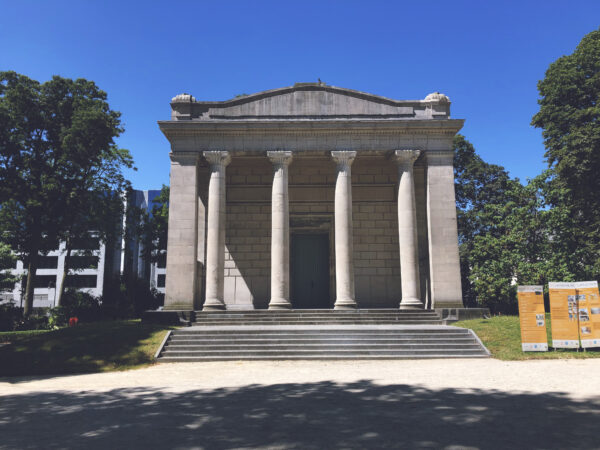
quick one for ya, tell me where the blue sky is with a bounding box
[2,1,599,189]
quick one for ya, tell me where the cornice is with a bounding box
[158,119,464,139]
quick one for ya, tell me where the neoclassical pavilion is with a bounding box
[158,83,464,311]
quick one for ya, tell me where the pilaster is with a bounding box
[426,150,464,308]
[164,153,200,310]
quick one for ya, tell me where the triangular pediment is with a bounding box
[170,84,448,120]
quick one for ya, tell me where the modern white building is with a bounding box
[0,189,166,308]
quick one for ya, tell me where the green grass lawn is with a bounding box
[0,320,174,377]
[454,314,600,360]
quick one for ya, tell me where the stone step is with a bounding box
[158,354,490,362]
[194,316,441,321]
[196,309,438,316]
[193,317,440,321]
[163,344,483,353]
[193,319,442,326]
[156,324,489,361]
[195,310,439,313]
[161,346,485,354]
[174,329,470,336]
[169,337,475,344]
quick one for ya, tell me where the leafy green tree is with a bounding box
[0,71,132,315]
[138,185,169,264]
[454,135,514,307]
[0,242,16,291]
[453,136,569,312]
[531,27,600,282]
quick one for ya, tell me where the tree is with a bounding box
[0,242,16,292]
[453,135,568,312]
[531,27,600,281]
[137,185,169,264]
[0,72,132,315]
[453,135,514,307]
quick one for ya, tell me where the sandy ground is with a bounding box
[2,358,600,397]
[2,359,600,449]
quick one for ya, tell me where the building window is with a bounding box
[33,275,57,289]
[71,237,100,250]
[37,256,59,269]
[69,255,99,269]
[157,253,167,269]
[157,274,166,288]
[65,275,97,289]
[0,279,16,292]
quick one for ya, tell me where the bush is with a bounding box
[101,276,163,319]
[14,314,49,331]
[0,301,23,331]
[48,289,103,327]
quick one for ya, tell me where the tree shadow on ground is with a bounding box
[1,381,598,449]
[0,321,171,377]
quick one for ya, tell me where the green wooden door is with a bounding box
[290,234,330,309]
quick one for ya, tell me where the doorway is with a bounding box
[290,233,331,309]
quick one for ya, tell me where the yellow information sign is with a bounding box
[574,281,600,349]
[517,285,548,351]
[548,282,580,348]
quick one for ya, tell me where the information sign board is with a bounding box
[575,281,600,349]
[548,282,580,348]
[517,285,548,351]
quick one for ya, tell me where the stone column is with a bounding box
[268,151,293,310]
[331,151,357,310]
[203,151,231,311]
[164,154,199,310]
[395,150,424,309]
[426,150,463,308]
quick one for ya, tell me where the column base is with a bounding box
[268,299,292,310]
[399,297,424,310]
[202,299,226,311]
[334,299,357,310]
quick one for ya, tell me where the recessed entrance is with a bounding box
[290,233,331,309]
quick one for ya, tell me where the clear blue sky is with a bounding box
[2,1,599,189]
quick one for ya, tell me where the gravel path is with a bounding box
[2,359,599,449]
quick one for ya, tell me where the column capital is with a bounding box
[394,149,421,167]
[203,151,231,167]
[267,150,293,167]
[331,151,357,168]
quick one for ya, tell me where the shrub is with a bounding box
[48,289,103,327]
[0,301,23,331]
[101,276,163,318]
[14,314,49,331]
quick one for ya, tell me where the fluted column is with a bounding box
[331,151,357,310]
[395,150,424,309]
[203,151,231,311]
[268,151,293,310]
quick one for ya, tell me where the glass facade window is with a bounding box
[65,275,97,289]
[37,256,59,269]
[69,255,99,269]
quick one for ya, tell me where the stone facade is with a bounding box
[158,83,464,310]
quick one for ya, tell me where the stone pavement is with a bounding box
[1,359,599,449]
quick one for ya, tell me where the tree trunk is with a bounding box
[23,256,38,317]
[56,243,72,307]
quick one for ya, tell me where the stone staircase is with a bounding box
[156,310,490,361]
[193,309,443,326]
